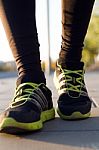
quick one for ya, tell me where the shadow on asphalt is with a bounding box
[15,116,99,148]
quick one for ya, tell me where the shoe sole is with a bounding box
[0,108,55,134]
[57,108,91,120]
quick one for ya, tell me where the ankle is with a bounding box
[58,59,84,70]
[16,71,46,86]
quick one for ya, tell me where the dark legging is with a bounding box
[0,0,95,84]
[60,0,95,63]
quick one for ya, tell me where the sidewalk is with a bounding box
[0,71,99,150]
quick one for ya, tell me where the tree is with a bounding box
[82,15,99,67]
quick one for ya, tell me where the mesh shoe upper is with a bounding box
[54,60,92,116]
[0,83,53,123]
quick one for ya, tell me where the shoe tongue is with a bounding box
[16,73,46,87]
[58,60,84,70]
[58,60,84,97]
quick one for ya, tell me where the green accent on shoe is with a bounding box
[56,63,85,96]
[41,108,55,122]
[10,82,43,108]
[0,108,55,131]
[57,108,91,120]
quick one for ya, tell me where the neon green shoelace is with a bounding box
[10,82,41,108]
[61,68,84,93]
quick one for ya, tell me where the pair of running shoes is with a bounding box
[0,61,91,134]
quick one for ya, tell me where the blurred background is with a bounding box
[0,0,99,73]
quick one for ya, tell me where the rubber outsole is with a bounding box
[57,108,91,120]
[0,108,55,134]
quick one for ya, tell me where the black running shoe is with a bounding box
[53,60,92,120]
[0,82,55,134]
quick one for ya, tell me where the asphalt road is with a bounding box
[0,71,99,150]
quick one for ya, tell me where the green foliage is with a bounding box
[83,15,99,67]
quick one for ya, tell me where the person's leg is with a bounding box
[59,0,95,63]
[0,0,45,85]
[0,0,55,134]
[54,0,95,119]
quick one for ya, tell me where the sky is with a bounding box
[0,0,98,62]
[0,20,13,62]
